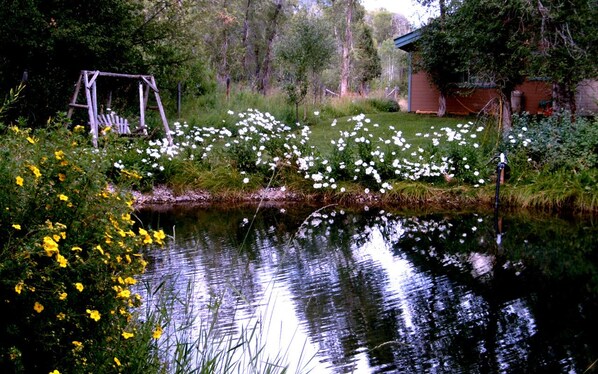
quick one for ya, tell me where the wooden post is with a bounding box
[92,80,98,122]
[149,76,172,146]
[139,81,146,134]
[67,73,83,119]
[84,72,98,147]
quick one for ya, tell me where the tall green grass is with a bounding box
[176,87,405,129]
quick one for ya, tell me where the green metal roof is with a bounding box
[393,29,422,52]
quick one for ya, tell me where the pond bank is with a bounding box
[131,183,598,215]
[131,184,497,212]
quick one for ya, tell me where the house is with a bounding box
[394,29,597,116]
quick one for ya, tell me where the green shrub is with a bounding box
[507,112,598,172]
[365,98,400,112]
[0,117,166,373]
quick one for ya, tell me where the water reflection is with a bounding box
[137,204,598,373]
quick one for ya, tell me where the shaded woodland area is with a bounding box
[0,0,412,125]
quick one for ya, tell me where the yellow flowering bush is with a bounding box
[0,117,166,372]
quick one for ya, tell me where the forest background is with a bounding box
[0,0,416,126]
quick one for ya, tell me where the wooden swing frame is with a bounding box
[67,70,173,147]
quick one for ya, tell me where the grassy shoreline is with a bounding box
[132,179,597,215]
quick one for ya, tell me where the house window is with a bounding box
[451,71,496,88]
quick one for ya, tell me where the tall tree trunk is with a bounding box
[340,0,353,97]
[242,0,253,82]
[256,0,282,95]
[438,91,447,117]
[500,89,513,132]
[219,0,230,83]
[552,81,577,118]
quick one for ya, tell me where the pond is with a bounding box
[137,203,598,373]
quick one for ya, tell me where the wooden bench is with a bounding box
[97,112,131,135]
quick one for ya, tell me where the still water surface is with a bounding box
[137,203,598,373]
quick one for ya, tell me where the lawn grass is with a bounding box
[308,112,474,156]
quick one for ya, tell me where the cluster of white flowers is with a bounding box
[112,110,519,190]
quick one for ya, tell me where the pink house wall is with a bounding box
[410,72,552,115]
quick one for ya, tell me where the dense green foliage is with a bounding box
[417,0,598,120]
[530,0,598,112]
[0,0,409,128]
[0,117,167,372]
[0,0,189,124]
[276,14,335,122]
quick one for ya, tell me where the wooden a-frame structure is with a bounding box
[67,70,173,147]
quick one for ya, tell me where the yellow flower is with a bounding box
[43,236,59,257]
[95,245,104,255]
[60,232,66,239]
[124,277,137,285]
[58,194,68,201]
[86,309,101,322]
[121,331,134,339]
[75,283,84,292]
[59,292,67,300]
[16,176,24,186]
[54,150,65,160]
[9,125,19,133]
[74,125,84,132]
[56,254,68,268]
[27,165,41,178]
[114,357,121,367]
[56,312,66,320]
[153,230,166,244]
[26,136,37,144]
[72,341,82,348]
[12,224,21,230]
[71,246,82,252]
[53,234,61,242]
[58,173,66,181]
[152,325,163,339]
[34,301,44,313]
[116,289,131,299]
[15,281,24,294]
[49,370,60,374]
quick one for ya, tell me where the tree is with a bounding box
[452,0,535,130]
[417,0,534,128]
[378,39,408,87]
[368,9,411,46]
[276,14,334,122]
[339,0,354,97]
[254,0,285,95]
[414,0,462,117]
[0,0,189,125]
[352,24,381,95]
[416,18,464,117]
[532,0,598,115]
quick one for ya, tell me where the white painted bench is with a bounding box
[97,112,131,134]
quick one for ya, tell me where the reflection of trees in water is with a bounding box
[137,205,598,373]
